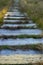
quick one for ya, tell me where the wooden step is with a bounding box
[0,54,43,64]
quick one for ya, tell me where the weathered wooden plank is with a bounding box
[0,54,43,64]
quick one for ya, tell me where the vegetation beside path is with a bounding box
[0,0,12,24]
[19,0,43,29]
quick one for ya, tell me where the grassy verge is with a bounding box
[0,0,12,24]
[19,0,43,29]
[0,44,43,51]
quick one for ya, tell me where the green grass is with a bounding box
[0,44,43,51]
[0,0,10,8]
[19,0,43,29]
[0,0,12,24]
[15,35,43,38]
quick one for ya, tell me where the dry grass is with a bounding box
[20,0,43,29]
[0,0,12,24]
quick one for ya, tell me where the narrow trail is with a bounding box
[0,0,43,64]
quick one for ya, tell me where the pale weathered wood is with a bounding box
[0,54,43,64]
